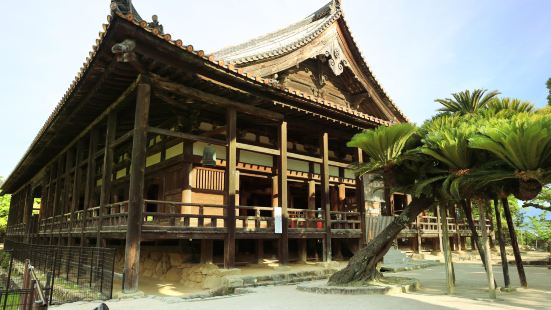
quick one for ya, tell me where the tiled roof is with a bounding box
[2,2,396,193]
[213,1,341,65]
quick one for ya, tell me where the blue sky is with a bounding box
[1,1,550,207]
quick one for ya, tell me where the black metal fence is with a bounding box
[2,240,116,305]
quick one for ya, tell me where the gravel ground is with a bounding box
[53,263,551,310]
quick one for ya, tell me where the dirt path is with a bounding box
[54,263,551,310]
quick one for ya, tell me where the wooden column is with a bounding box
[81,129,99,247]
[278,121,288,265]
[493,198,510,288]
[68,142,83,245]
[436,204,443,252]
[308,181,316,210]
[224,108,237,269]
[60,149,74,243]
[479,202,496,298]
[354,149,366,247]
[181,141,194,213]
[502,198,527,288]
[298,239,307,263]
[23,186,34,243]
[439,203,455,294]
[416,215,422,254]
[256,240,264,264]
[123,83,150,293]
[97,112,117,247]
[200,240,213,264]
[50,157,64,243]
[321,132,331,261]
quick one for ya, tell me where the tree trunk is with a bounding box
[502,198,528,288]
[328,196,434,285]
[480,201,496,299]
[493,198,510,288]
[461,199,489,270]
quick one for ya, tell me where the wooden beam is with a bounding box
[123,83,151,293]
[278,121,289,265]
[224,108,237,269]
[97,112,117,247]
[150,74,283,122]
[236,143,279,156]
[147,126,226,146]
[321,132,331,261]
[110,129,134,149]
[288,152,322,164]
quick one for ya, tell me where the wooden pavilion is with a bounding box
[2,0,486,293]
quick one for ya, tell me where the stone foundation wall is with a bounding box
[113,247,236,290]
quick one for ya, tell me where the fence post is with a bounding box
[110,250,116,299]
[89,248,95,288]
[99,251,105,297]
[21,259,31,310]
[5,251,14,290]
[49,250,57,305]
[45,272,52,307]
[28,279,36,310]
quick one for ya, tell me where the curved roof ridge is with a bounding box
[213,1,340,64]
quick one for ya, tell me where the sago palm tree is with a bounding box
[487,97,535,113]
[468,113,551,200]
[436,89,500,115]
[347,123,417,211]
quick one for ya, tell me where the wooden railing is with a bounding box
[236,205,274,231]
[330,211,361,230]
[143,200,226,229]
[288,208,325,230]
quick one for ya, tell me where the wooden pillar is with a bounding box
[81,129,98,247]
[200,240,213,264]
[354,148,366,247]
[416,215,422,254]
[278,121,288,265]
[298,239,307,263]
[308,181,316,211]
[59,149,74,244]
[320,132,331,261]
[97,112,117,247]
[123,83,150,293]
[50,156,64,243]
[436,204,443,252]
[23,186,34,243]
[452,204,461,251]
[439,203,455,294]
[493,198,510,288]
[224,108,237,269]
[68,142,83,245]
[256,240,264,264]
[181,141,194,213]
[502,198,527,288]
[479,202,496,298]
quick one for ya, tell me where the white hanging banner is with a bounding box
[274,207,282,234]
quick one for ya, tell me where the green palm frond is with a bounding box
[469,114,551,173]
[435,89,500,115]
[347,123,418,176]
[487,97,535,113]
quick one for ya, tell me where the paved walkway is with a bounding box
[55,263,551,310]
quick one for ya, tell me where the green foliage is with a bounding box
[0,193,10,236]
[487,97,535,113]
[469,114,551,174]
[347,123,417,176]
[547,77,551,106]
[435,89,500,115]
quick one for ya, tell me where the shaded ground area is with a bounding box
[55,262,551,309]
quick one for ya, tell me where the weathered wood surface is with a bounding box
[224,108,237,268]
[123,82,151,293]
